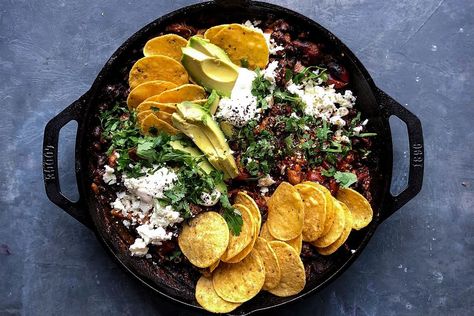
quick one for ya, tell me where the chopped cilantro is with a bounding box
[168,250,182,261]
[316,120,331,141]
[357,132,378,137]
[322,167,336,177]
[100,103,243,234]
[291,66,328,85]
[334,171,358,188]
[251,68,273,110]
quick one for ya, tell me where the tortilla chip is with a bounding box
[141,113,178,135]
[209,260,220,273]
[312,199,346,248]
[126,80,177,109]
[209,24,269,69]
[266,182,304,241]
[234,191,262,230]
[153,118,179,135]
[143,34,188,60]
[178,212,229,268]
[195,276,241,313]
[144,95,207,105]
[213,250,265,303]
[128,56,188,89]
[221,204,255,262]
[136,101,176,114]
[259,222,302,254]
[295,184,327,242]
[304,181,335,236]
[336,188,373,230]
[204,24,228,40]
[317,202,353,255]
[267,241,306,297]
[153,84,206,103]
[223,192,262,263]
[254,237,281,290]
[138,108,172,123]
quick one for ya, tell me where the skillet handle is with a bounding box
[43,94,93,229]
[376,88,424,221]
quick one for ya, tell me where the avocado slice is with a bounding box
[170,139,214,174]
[220,121,235,138]
[203,90,220,115]
[169,139,227,193]
[172,102,239,179]
[188,36,236,65]
[182,47,239,97]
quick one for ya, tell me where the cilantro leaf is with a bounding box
[291,66,328,85]
[321,167,336,177]
[222,207,243,235]
[334,171,357,188]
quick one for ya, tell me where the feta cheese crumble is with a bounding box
[267,36,285,55]
[262,60,279,85]
[122,167,177,204]
[107,166,182,257]
[129,238,149,257]
[102,165,116,185]
[258,174,276,187]
[136,224,172,246]
[200,189,221,207]
[216,68,259,127]
[286,79,356,124]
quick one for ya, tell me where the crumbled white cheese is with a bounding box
[243,20,262,31]
[258,174,276,187]
[286,79,356,125]
[136,224,172,246]
[122,167,177,204]
[108,166,181,256]
[353,125,364,135]
[340,135,351,144]
[123,220,131,228]
[200,189,221,207]
[102,165,116,185]
[329,115,346,127]
[112,191,150,222]
[129,238,149,257]
[335,106,349,117]
[260,187,269,195]
[268,37,285,55]
[150,200,183,228]
[262,60,279,85]
[216,68,259,127]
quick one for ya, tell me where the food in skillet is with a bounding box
[94,19,376,313]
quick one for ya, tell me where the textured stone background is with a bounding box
[0,0,473,315]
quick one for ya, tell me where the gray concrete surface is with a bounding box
[1,0,473,315]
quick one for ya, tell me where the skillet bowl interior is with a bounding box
[79,1,392,314]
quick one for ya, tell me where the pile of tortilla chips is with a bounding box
[126,23,271,136]
[126,34,208,135]
[178,183,373,313]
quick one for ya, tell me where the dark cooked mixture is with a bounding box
[87,18,379,293]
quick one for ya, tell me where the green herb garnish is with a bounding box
[334,171,358,188]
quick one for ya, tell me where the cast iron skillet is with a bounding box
[42,0,424,314]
